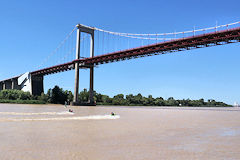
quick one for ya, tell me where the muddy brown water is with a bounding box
[0,103,240,160]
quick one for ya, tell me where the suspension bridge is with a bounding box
[1,21,240,105]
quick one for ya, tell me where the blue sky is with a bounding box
[0,0,239,104]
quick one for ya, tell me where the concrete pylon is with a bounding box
[73,25,81,104]
[72,24,95,106]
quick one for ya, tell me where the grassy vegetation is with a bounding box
[0,87,232,107]
[0,90,46,104]
[84,89,232,107]
[0,87,73,105]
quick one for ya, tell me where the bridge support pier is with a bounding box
[73,62,80,104]
[16,73,44,96]
[89,66,94,104]
[31,76,44,95]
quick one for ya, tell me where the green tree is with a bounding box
[112,94,126,105]
[101,95,112,104]
[79,88,89,102]
[154,97,165,106]
[49,86,67,104]
[64,90,73,103]
[126,94,135,105]
[38,92,49,102]
[165,97,178,106]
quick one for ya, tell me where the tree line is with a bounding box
[0,85,231,107]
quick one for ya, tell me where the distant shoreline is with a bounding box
[0,102,234,108]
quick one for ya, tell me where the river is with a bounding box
[0,103,240,160]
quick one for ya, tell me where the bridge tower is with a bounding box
[72,24,95,106]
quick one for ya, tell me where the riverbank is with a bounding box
[0,101,233,107]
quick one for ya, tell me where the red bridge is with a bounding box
[31,27,240,76]
[1,22,240,105]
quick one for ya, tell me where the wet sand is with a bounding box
[0,103,240,160]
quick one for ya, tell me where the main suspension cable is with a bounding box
[95,21,240,36]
